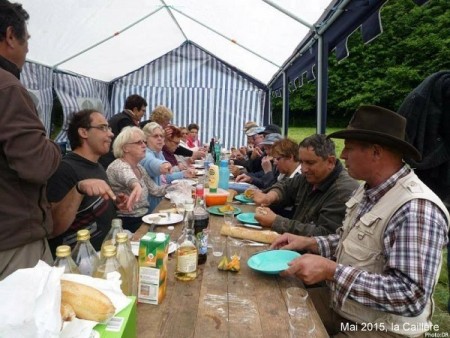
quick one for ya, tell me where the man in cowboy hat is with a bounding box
[270,105,449,337]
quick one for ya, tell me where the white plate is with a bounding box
[130,240,177,256]
[193,164,204,169]
[168,241,177,254]
[142,213,184,225]
[196,169,205,176]
[171,179,196,186]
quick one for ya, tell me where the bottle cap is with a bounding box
[102,244,117,257]
[77,229,91,241]
[115,232,129,243]
[55,245,71,257]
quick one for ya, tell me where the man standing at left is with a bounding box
[0,0,61,280]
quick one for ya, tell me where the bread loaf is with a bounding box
[220,224,279,244]
[60,302,76,321]
[61,279,115,322]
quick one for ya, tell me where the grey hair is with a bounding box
[142,121,164,139]
[113,126,144,158]
[299,134,336,159]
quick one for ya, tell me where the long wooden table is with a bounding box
[133,199,328,337]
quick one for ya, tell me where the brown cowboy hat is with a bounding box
[328,105,421,161]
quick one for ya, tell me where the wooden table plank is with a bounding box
[134,199,328,338]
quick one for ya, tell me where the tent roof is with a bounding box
[20,0,332,83]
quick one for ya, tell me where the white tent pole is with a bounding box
[170,7,280,68]
[53,7,165,68]
[282,71,287,135]
[317,35,323,134]
[261,0,313,29]
[160,0,188,40]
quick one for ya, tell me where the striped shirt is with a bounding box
[316,165,448,316]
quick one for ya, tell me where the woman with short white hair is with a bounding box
[107,126,166,232]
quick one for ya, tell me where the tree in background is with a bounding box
[273,0,450,125]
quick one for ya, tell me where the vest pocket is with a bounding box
[339,238,383,273]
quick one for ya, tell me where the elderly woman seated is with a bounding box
[107,126,166,232]
[162,125,197,177]
[141,122,194,212]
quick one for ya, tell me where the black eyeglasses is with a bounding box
[128,140,146,145]
[87,124,112,132]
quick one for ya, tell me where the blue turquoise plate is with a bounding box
[207,205,242,216]
[247,250,301,274]
[234,194,254,204]
[236,212,258,225]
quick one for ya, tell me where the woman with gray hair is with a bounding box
[107,126,166,232]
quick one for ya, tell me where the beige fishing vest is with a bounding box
[334,171,449,337]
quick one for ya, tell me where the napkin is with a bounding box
[0,261,130,338]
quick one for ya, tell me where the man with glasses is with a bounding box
[0,0,61,280]
[99,94,147,168]
[254,134,358,236]
[47,109,130,254]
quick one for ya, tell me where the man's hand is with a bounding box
[192,150,206,160]
[183,168,196,178]
[252,190,276,205]
[270,233,318,253]
[114,193,130,211]
[77,179,116,201]
[280,254,337,285]
[254,206,276,227]
[250,147,263,160]
[235,173,252,183]
[261,156,273,173]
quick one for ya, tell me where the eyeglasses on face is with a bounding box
[128,140,147,145]
[151,134,165,138]
[87,124,112,132]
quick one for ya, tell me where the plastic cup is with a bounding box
[223,210,234,227]
[286,287,309,317]
[289,315,315,337]
[227,238,242,260]
[211,235,225,257]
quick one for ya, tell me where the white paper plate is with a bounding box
[193,164,204,169]
[142,213,184,225]
[196,169,205,176]
[171,179,196,186]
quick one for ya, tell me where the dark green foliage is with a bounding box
[275,0,450,126]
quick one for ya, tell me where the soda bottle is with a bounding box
[93,244,129,295]
[54,245,80,274]
[71,229,100,276]
[193,195,209,265]
[218,159,230,190]
[116,232,138,296]
[175,199,198,281]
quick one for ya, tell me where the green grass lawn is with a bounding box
[288,126,450,334]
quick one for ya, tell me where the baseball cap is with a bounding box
[263,124,282,134]
[259,133,283,145]
[246,126,265,136]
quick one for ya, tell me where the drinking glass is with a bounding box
[223,210,234,227]
[286,287,309,316]
[289,314,315,337]
[227,238,242,260]
[211,235,225,257]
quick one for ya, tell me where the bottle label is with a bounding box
[177,251,197,273]
[196,231,208,255]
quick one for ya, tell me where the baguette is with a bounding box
[220,224,279,244]
[60,302,76,321]
[61,279,115,322]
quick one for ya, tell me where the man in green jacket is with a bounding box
[254,134,358,236]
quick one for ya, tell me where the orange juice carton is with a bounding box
[138,232,169,305]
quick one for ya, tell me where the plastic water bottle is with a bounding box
[219,159,230,190]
